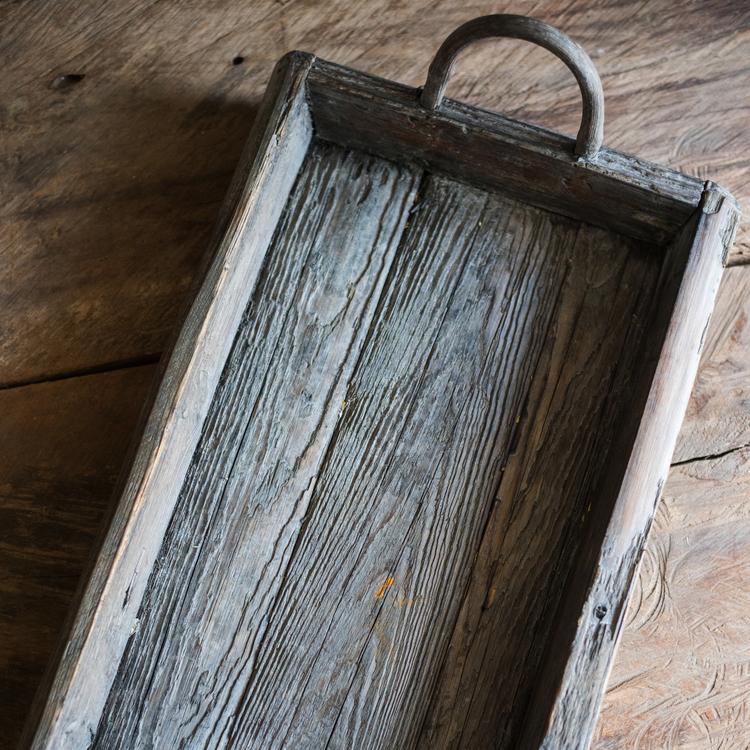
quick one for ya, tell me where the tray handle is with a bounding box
[421,14,604,159]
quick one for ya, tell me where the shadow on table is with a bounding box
[0,87,260,747]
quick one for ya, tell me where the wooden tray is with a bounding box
[27,15,739,750]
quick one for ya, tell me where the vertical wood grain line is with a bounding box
[93,142,419,749]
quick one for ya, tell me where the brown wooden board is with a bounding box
[1,0,748,390]
[19,24,741,750]
[595,446,750,749]
[0,366,156,749]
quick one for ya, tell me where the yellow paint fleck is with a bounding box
[374,576,395,599]
[483,585,497,610]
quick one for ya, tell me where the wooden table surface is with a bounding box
[1,1,748,748]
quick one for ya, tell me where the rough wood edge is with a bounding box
[517,183,740,750]
[22,50,316,750]
[306,57,704,245]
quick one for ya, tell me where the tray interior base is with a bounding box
[94,139,662,749]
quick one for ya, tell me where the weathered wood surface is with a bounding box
[0,366,156,749]
[525,187,736,750]
[595,446,750,749]
[1,1,748,748]
[87,141,666,748]
[24,52,315,750]
[1,0,747,384]
[95,141,419,749]
[419,223,660,749]
[592,267,750,749]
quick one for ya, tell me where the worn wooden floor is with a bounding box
[0,1,748,748]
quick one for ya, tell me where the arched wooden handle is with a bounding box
[421,14,604,159]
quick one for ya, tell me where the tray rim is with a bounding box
[22,50,740,750]
[308,54,705,203]
[304,52,734,247]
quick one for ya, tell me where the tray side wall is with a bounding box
[519,186,740,750]
[306,59,703,247]
[25,52,315,750]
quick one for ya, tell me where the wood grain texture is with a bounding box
[84,151,670,748]
[229,176,577,750]
[419,228,660,749]
[595,447,750,749]
[594,266,750,748]
[1,1,748,747]
[522,188,737,750]
[1,0,747,384]
[0,366,156,750]
[94,140,418,749]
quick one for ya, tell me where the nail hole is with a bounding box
[594,604,608,620]
[51,73,85,90]
[232,56,245,66]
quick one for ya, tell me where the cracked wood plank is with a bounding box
[2,1,747,745]
[418,230,659,749]
[241,177,578,750]
[89,158,667,748]
[93,141,419,748]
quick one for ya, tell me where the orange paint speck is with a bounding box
[374,576,395,599]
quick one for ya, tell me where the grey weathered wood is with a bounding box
[91,168,663,750]
[25,50,316,750]
[418,228,661,749]
[226,177,576,750]
[420,14,604,158]
[93,141,418,749]
[24,15,740,750]
[517,184,740,750]
[307,58,704,246]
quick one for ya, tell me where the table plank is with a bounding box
[595,447,750,749]
[0,366,156,749]
[1,0,747,384]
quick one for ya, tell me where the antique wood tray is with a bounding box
[27,15,739,750]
